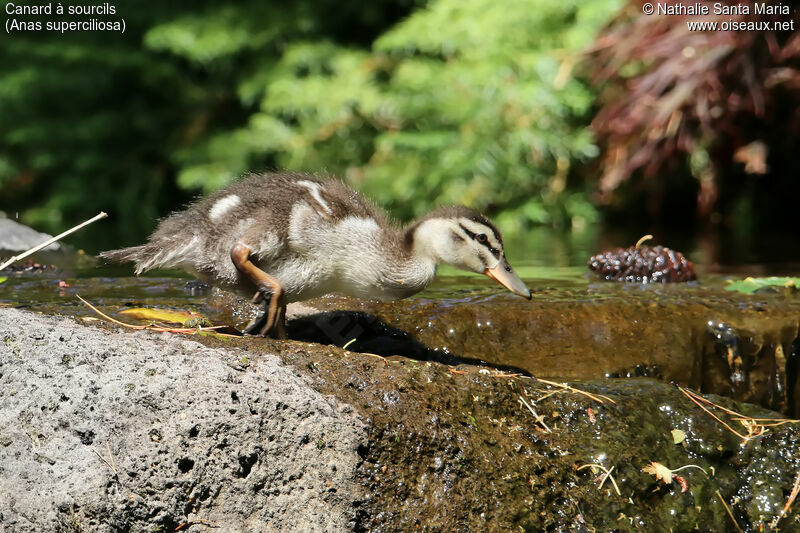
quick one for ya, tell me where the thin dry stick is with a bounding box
[716,490,744,533]
[635,234,654,249]
[784,467,800,514]
[598,465,616,492]
[678,386,748,441]
[536,378,617,405]
[519,395,551,432]
[105,440,116,472]
[92,449,115,473]
[671,464,709,476]
[772,466,800,528]
[678,386,798,425]
[77,294,147,329]
[0,212,107,270]
[360,352,390,367]
[679,386,749,418]
[93,441,118,476]
[678,386,798,442]
[576,463,622,496]
[533,389,562,403]
[342,338,357,350]
[491,371,522,378]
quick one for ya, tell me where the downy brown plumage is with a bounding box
[101,172,531,338]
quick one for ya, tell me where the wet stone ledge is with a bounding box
[2,307,800,532]
[292,279,800,415]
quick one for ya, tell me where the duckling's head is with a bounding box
[406,207,532,299]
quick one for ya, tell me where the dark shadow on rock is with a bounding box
[788,335,800,418]
[286,310,533,376]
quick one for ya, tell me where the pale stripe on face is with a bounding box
[457,218,503,268]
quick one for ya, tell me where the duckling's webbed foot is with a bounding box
[244,289,287,338]
[243,302,287,338]
[231,241,288,339]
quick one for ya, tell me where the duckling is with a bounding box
[101,172,531,338]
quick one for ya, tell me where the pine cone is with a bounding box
[587,245,696,283]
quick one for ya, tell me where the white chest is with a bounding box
[265,204,435,301]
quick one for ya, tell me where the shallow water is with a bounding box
[3,244,800,414]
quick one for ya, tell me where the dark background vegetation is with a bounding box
[1,0,798,261]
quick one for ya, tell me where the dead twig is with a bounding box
[519,395,551,433]
[784,468,800,514]
[576,463,622,496]
[771,466,800,529]
[677,385,798,442]
[716,490,744,533]
[77,294,148,330]
[342,338,357,350]
[635,234,654,249]
[681,389,749,441]
[359,352,389,367]
[535,378,616,405]
[491,371,522,378]
[93,440,117,476]
[0,212,107,271]
[532,389,561,403]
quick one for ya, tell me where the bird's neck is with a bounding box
[368,224,438,298]
[333,223,437,301]
[401,217,447,266]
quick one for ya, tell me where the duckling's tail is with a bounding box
[99,242,175,275]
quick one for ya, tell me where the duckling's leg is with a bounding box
[275,300,288,339]
[230,242,287,339]
[249,291,288,338]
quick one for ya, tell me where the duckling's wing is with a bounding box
[289,176,388,223]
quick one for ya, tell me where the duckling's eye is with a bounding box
[476,233,487,243]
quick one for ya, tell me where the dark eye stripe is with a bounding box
[468,215,502,245]
[458,223,477,240]
[459,223,501,259]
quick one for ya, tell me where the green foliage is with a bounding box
[182,0,620,232]
[0,0,619,251]
[726,277,800,295]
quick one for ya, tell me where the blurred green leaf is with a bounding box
[725,277,800,295]
[0,0,621,251]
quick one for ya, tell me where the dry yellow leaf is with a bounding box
[642,461,674,484]
[118,307,207,326]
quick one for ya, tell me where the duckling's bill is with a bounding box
[484,260,532,299]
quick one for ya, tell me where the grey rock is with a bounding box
[0,308,365,532]
[0,217,60,252]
